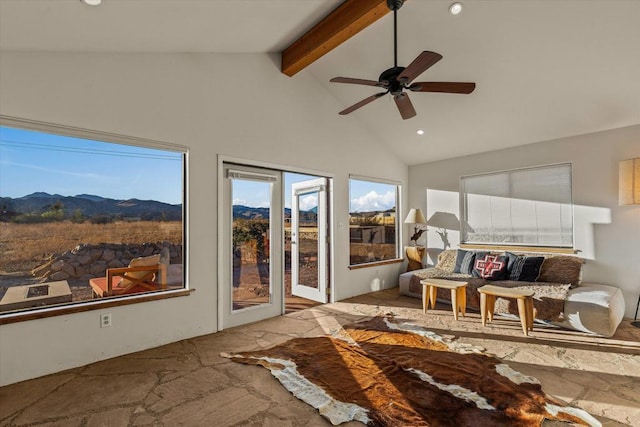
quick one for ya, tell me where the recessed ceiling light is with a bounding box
[81,0,102,6]
[416,129,425,135]
[449,2,463,15]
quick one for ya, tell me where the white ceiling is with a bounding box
[1,0,639,165]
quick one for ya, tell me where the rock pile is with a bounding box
[31,242,182,282]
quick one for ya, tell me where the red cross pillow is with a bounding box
[473,254,508,280]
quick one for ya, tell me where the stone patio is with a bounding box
[1,288,638,426]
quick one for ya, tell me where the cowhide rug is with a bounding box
[221,316,600,427]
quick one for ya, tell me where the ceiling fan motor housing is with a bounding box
[386,0,405,11]
[379,66,406,95]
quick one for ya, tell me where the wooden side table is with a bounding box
[420,278,468,320]
[405,246,425,271]
[478,285,535,336]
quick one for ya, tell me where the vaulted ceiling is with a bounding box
[1,0,639,165]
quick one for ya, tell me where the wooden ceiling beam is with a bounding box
[281,0,392,77]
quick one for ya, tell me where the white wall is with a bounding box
[408,125,640,318]
[0,52,407,385]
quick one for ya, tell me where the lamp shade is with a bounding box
[619,157,640,205]
[404,208,426,224]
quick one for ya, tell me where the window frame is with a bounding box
[0,115,190,323]
[348,175,402,268]
[459,163,574,249]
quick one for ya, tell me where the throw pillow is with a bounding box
[405,246,425,272]
[453,250,476,275]
[537,256,583,288]
[505,252,545,282]
[468,251,489,277]
[503,251,519,270]
[473,254,508,280]
[435,249,457,273]
[118,254,161,287]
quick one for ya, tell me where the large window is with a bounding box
[0,121,186,316]
[460,163,573,248]
[349,177,399,266]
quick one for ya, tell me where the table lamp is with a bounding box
[404,208,426,246]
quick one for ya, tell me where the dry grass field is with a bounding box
[0,221,182,274]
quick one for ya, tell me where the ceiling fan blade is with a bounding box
[339,92,387,115]
[330,77,385,87]
[409,82,476,94]
[397,51,443,84]
[394,92,416,120]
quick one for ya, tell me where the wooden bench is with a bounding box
[478,285,535,336]
[421,278,468,321]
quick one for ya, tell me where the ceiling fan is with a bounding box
[330,0,476,120]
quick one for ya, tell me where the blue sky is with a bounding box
[349,179,396,212]
[0,126,183,205]
[1,126,396,211]
[233,175,396,212]
[232,173,319,210]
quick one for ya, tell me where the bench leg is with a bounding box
[422,284,429,314]
[458,287,466,317]
[516,297,529,336]
[526,297,534,331]
[480,292,487,326]
[429,285,437,309]
[450,289,459,321]
[487,295,495,322]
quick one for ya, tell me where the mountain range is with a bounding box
[233,205,296,220]
[0,192,182,221]
[1,192,393,222]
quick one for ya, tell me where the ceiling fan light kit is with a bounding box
[331,0,475,120]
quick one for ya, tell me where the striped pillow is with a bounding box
[453,250,477,275]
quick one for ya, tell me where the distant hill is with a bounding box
[0,192,182,221]
[350,207,396,216]
[22,192,65,199]
[0,193,362,223]
[75,194,107,202]
[233,205,294,220]
[233,205,269,220]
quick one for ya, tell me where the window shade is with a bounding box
[460,164,573,247]
[227,169,278,183]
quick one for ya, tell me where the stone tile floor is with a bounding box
[1,288,638,426]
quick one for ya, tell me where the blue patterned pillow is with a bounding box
[453,250,477,275]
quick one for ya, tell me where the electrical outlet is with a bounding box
[100,313,112,328]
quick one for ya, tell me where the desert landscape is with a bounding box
[1,215,394,313]
[0,219,320,314]
[0,220,182,304]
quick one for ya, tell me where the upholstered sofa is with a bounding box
[399,249,626,337]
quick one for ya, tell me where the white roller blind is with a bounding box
[227,169,278,183]
[460,163,573,247]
